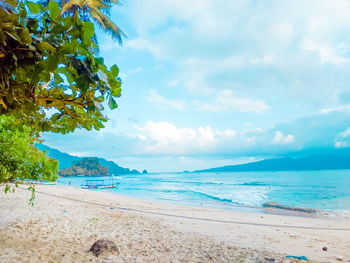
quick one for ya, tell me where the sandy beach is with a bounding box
[0,185,349,262]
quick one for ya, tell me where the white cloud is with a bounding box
[67,151,91,157]
[128,67,143,75]
[147,90,187,110]
[248,53,274,65]
[302,39,349,64]
[133,121,236,154]
[54,0,350,172]
[242,128,265,135]
[319,104,350,114]
[196,89,269,113]
[120,0,350,107]
[125,38,167,59]
[100,38,119,51]
[272,131,295,144]
[166,79,179,87]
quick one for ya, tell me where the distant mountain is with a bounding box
[194,153,350,173]
[36,144,80,170]
[36,144,141,175]
[59,157,109,177]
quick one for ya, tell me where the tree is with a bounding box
[0,0,122,134]
[0,0,123,200]
[60,0,125,44]
[0,115,58,204]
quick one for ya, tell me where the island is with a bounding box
[59,157,108,176]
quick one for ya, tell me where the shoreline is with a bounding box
[1,184,350,262]
[58,179,350,221]
[57,171,350,221]
[18,185,350,228]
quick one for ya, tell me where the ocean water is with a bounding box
[57,170,350,216]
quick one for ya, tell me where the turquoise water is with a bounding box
[57,170,350,215]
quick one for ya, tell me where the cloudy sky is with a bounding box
[43,0,350,172]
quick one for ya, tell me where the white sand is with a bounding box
[0,184,349,262]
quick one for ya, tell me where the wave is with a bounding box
[154,179,273,187]
[240,182,269,186]
[186,189,249,206]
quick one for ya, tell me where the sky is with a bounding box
[43,0,350,172]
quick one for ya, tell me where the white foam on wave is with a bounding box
[185,184,272,207]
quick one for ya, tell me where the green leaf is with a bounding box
[51,113,61,121]
[66,73,74,83]
[111,87,121,97]
[60,43,73,54]
[48,1,60,20]
[46,56,58,71]
[37,41,56,53]
[7,0,18,8]
[18,28,32,44]
[82,22,94,39]
[108,96,118,109]
[39,71,50,82]
[111,88,122,97]
[95,57,104,65]
[27,2,41,14]
[54,73,63,83]
[111,65,119,77]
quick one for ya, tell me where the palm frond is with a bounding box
[84,0,106,10]
[101,0,120,5]
[90,8,125,44]
[99,6,111,16]
[60,0,125,44]
[61,0,81,14]
[0,0,16,12]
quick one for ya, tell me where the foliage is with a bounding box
[59,157,108,176]
[0,0,124,203]
[0,0,122,134]
[60,0,125,44]
[0,115,58,204]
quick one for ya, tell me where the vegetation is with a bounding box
[59,157,108,176]
[0,115,58,204]
[59,0,125,43]
[0,0,122,133]
[0,0,123,200]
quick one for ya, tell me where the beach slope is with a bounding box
[0,185,349,262]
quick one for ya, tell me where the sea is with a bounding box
[57,170,350,217]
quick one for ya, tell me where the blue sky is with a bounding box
[43,0,350,172]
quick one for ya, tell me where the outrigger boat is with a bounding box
[80,179,119,189]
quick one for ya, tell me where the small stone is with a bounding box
[322,247,328,251]
[89,239,120,257]
[335,255,344,261]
